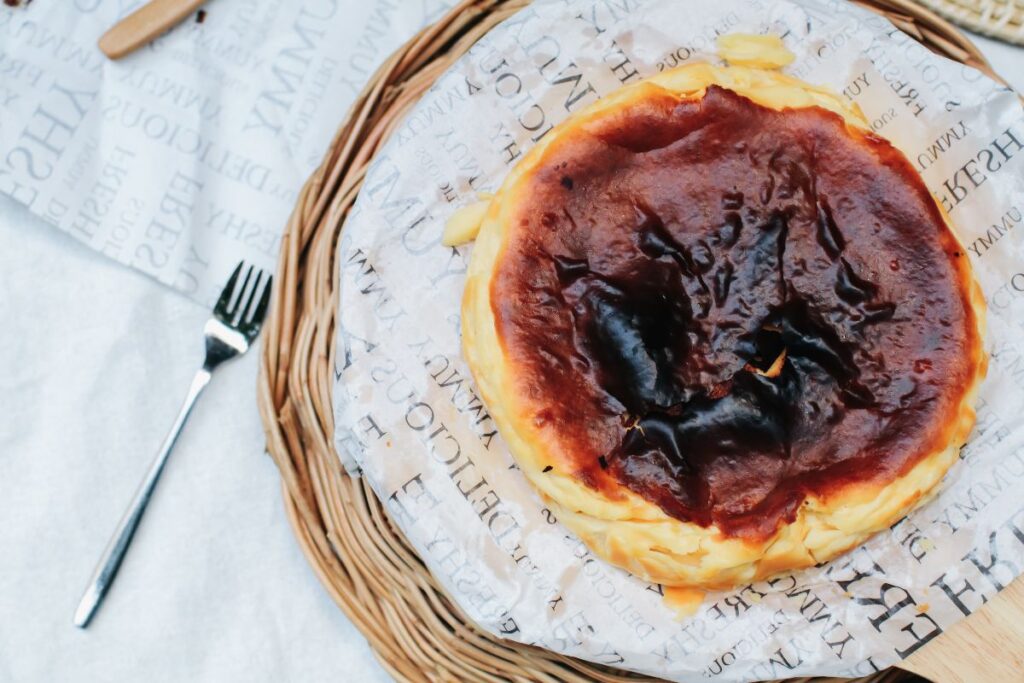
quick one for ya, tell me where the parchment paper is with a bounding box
[332,1,1024,680]
[0,0,449,305]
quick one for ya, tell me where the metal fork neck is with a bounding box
[202,318,249,370]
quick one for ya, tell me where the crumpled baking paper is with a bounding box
[330,0,1024,680]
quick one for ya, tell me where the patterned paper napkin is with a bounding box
[0,0,450,305]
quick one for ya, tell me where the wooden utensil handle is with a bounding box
[98,0,207,60]
[900,576,1024,682]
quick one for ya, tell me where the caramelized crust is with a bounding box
[492,85,979,539]
[461,63,986,587]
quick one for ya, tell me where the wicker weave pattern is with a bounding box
[917,0,1024,45]
[256,2,995,680]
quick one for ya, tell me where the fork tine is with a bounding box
[248,275,273,327]
[231,265,255,323]
[240,270,265,323]
[215,262,243,314]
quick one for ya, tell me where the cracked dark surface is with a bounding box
[492,86,978,538]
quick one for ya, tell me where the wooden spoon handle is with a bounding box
[98,0,207,60]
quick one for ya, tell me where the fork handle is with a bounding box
[74,368,212,628]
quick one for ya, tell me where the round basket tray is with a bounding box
[257,2,998,681]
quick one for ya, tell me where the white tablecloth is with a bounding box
[0,23,1020,683]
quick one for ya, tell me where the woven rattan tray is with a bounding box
[918,0,1024,45]
[256,2,1003,680]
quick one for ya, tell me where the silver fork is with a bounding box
[73,262,272,628]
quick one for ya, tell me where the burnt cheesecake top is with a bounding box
[491,85,980,539]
